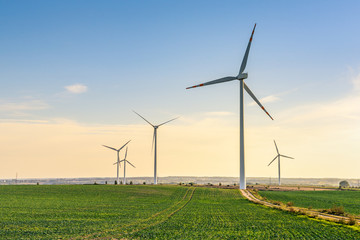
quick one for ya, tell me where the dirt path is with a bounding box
[240,189,360,225]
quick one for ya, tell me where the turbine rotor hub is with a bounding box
[237,73,248,80]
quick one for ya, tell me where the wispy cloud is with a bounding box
[277,70,360,126]
[0,119,49,124]
[248,87,299,107]
[351,71,360,92]
[248,95,280,106]
[0,100,49,113]
[65,84,88,94]
[205,111,235,116]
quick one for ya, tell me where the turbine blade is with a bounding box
[124,147,128,159]
[102,145,117,151]
[274,140,279,154]
[280,155,294,159]
[113,161,120,165]
[186,76,237,89]
[239,24,256,75]
[244,83,273,120]
[133,110,154,127]
[151,130,155,153]
[158,117,179,127]
[268,156,278,166]
[118,153,121,168]
[118,140,131,151]
[127,160,136,168]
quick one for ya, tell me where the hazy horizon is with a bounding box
[2,176,359,188]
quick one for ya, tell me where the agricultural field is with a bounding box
[259,190,360,216]
[0,185,187,239]
[0,185,360,239]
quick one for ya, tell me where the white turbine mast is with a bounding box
[133,110,178,185]
[268,140,294,186]
[103,140,131,184]
[186,24,273,189]
[114,146,136,185]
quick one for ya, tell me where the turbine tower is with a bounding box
[133,111,178,185]
[103,140,131,184]
[114,147,136,184]
[268,140,294,186]
[186,24,273,189]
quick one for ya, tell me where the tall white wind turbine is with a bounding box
[268,140,294,186]
[114,147,136,184]
[103,140,131,184]
[133,111,178,185]
[186,24,273,189]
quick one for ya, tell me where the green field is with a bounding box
[0,185,188,239]
[1,185,360,239]
[259,190,360,215]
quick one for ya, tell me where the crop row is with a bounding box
[130,188,360,239]
[0,185,188,239]
[1,185,360,239]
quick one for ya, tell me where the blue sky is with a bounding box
[1,1,360,179]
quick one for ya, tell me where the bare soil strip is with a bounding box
[240,189,360,225]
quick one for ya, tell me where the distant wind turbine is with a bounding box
[103,140,131,184]
[133,110,178,185]
[114,147,135,184]
[186,24,273,189]
[268,140,294,186]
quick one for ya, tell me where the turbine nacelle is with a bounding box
[237,73,248,80]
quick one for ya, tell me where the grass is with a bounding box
[1,185,360,239]
[258,190,360,216]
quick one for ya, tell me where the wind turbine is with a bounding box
[133,111,178,185]
[114,147,136,184]
[186,24,273,189]
[103,140,131,184]
[268,140,294,186]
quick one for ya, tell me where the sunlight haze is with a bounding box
[1,0,360,180]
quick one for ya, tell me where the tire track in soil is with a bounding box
[74,187,196,240]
